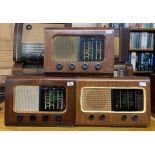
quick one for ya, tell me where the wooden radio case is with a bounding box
[13,23,71,75]
[13,23,71,63]
[44,27,114,76]
[150,74,155,116]
[75,77,150,127]
[5,76,75,126]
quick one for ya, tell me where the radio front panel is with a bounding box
[13,23,70,63]
[5,76,75,126]
[44,28,114,75]
[76,77,150,127]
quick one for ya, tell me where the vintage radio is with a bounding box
[5,76,75,126]
[13,23,71,63]
[76,77,150,127]
[44,27,114,76]
[150,74,155,116]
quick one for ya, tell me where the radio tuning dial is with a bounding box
[121,115,127,121]
[56,63,63,70]
[131,115,138,121]
[99,115,106,121]
[82,63,89,70]
[43,115,49,122]
[69,63,76,70]
[88,114,95,121]
[95,63,102,70]
[30,115,37,122]
[55,115,62,122]
[16,115,24,122]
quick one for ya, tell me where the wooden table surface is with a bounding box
[1,102,155,131]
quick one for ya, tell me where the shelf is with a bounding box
[134,71,153,74]
[129,49,154,52]
[130,28,155,32]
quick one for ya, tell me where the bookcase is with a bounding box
[128,28,155,75]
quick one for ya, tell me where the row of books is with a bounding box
[129,52,154,71]
[130,32,154,49]
[97,23,155,29]
[129,23,155,28]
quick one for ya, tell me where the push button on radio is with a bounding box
[88,114,95,121]
[95,63,102,70]
[82,63,89,70]
[56,63,63,70]
[69,63,76,70]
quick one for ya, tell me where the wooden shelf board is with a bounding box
[129,49,154,52]
[130,28,155,32]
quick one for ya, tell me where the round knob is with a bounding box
[29,115,37,122]
[16,115,23,122]
[131,115,138,121]
[95,63,102,70]
[121,115,127,121]
[99,115,106,121]
[88,114,95,121]
[42,115,49,122]
[56,63,63,70]
[55,115,62,122]
[69,63,76,70]
[82,63,89,70]
[26,24,32,30]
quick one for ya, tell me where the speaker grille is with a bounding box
[81,88,111,112]
[53,36,78,61]
[15,86,39,112]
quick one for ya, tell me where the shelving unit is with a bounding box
[128,28,155,75]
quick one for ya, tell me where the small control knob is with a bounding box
[131,115,138,121]
[69,63,76,70]
[88,114,95,121]
[95,63,102,70]
[16,115,23,122]
[26,24,32,30]
[55,115,62,122]
[43,115,49,122]
[121,115,127,121]
[82,63,89,70]
[99,115,106,121]
[30,115,37,122]
[56,63,63,70]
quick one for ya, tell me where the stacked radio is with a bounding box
[5,24,151,127]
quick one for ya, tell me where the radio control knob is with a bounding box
[95,63,102,70]
[43,115,49,122]
[99,115,106,121]
[88,114,95,121]
[69,63,76,70]
[26,24,32,30]
[56,63,63,70]
[16,115,23,122]
[82,63,89,70]
[55,115,62,122]
[30,115,37,122]
[121,115,127,121]
[131,115,138,121]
